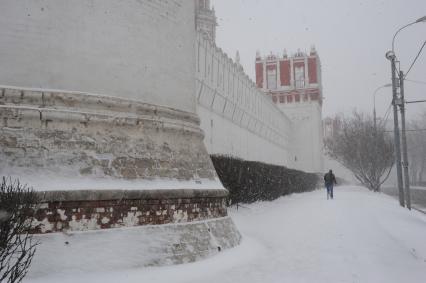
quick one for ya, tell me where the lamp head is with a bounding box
[385,50,396,60]
[415,16,426,23]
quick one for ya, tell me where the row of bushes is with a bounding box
[210,155,320,204]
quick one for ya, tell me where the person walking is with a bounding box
[324,169,337,199]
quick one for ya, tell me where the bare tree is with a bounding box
[0,177,39,283]
[324,111,394,192]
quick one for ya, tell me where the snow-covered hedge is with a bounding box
[211,155,319,204]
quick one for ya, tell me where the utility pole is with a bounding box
[399,70,411,210]
[387,15,426,209]
[387,51,405,207]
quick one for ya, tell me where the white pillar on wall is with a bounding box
[277,59,281,89]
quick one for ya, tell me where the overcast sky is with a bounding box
[212,0,426,121]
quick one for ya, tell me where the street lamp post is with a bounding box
[373,84,392,130]
[386,15,426,208]
[392,16,426,52]
[399,70,411,210]
[372,83,392,192]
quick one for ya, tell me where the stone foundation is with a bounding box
[0,86,235,234]
[0,86,217,180]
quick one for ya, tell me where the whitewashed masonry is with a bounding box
[196,33,294,168]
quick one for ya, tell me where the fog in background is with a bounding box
[213,0,426,121]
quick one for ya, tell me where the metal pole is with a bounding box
[373,84,391,130]
[373,87,379,131]
[399,70,411,210]
[373,102,377,131]
[373,98,377,190]
[390,57,405,207]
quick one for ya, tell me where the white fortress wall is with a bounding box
[0,0,242,268]
[0,0,195,112]
[0,0,224,185]
[277,102,324,173]
[196,34,294,167]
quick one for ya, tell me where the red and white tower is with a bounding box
[255,47,324,172]
[255,47,322,104]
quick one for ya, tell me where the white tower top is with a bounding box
[195,0,217,42]
[235,51,241,65]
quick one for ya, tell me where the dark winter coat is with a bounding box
[324,172,337,186]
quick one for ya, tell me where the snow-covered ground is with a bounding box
[25,186,426,283]
[382,185,426,211]
[2,172,224,191]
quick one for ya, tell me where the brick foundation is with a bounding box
[30,190,228,233]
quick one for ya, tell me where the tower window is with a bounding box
[267,67,277,89]
[295,66,305,88]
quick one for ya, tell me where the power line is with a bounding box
[405,129,426,132]
[404,40,426,79]
[406,99,426,104]
[406,79,426,85]
[385,128,426,133]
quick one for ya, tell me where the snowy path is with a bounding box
[26,186,426,283]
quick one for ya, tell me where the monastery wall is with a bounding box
[276,101,324,173]
[196,34,294,167]
[0,0,217,183]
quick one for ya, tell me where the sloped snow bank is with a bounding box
[25,186,426,283]
[25,217,241,280]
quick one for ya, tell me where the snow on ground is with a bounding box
[25,186,426,283]
[2,173,225,191]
